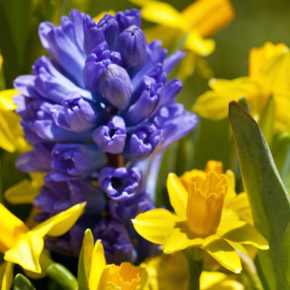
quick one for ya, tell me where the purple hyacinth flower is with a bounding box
[34,177,106,215]
[98,63,132,110]
[153,103,199,150]
[125,123,161,160]
[109,191,153,222]
[93,116,126,154]
[116,8,141,31]
[124,76,162,125]
[98,167,142,200]
[96,14,119,49]
[94,219,137,264]
[50,144,106,181]
[116,25,147,73]
[51,93,99,132]
[16,143,52,172]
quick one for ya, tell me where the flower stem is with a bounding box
[240,252,264,290]
[184,248,203,290]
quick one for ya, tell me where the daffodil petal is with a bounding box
[4,179,39,204]
[139,1,184,28]
[167,173,188,219]
[89,240,106,290]
[0,89,18,110]
[78,229,94,289]
[181,0,235,38]
[32,202,86,237]
[0,262,14,290]
[217,209,247,236]
[163,225,203,254]
[224,170,237,205]
[223,223,269,250]
[132,209,180,244]
[184,31,215,56]
[0,203,28,252]
[202,238,242,273]
[193,90,236,120]
[200,271,227,289]
[0,110,27,152]
[4,232,43,273]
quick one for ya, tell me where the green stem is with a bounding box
[184,248,203,290]
[40,254,78,290]
[240,253,264,290]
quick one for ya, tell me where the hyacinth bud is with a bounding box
[116,8,141,31]
[125,124,161,160]
[98,167,142,200]
[124,76,162,125]
[98,63,132,110]
[116,25,147,73]
[93,116,126,154]
[97,14,119,49]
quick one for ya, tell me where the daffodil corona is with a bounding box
[78,229,147,290]
[132,161,269,273]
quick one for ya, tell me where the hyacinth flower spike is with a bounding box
[0,202,85,273]
[132,161,269,273]
[78,229,147,290]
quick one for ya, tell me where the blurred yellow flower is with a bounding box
[142,252,244,290]
[194,42,290,131]
[131,0,234,79]
[0,202,85,273]
[4,173,44,204]
[0,89,30,152]
[0,262,13,290]
[78,229,147,290]
[132,161,268,273]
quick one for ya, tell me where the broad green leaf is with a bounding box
[229,101,290,290]
[281,223,290,287]
[13,274,36,290]
[258,95,275,145]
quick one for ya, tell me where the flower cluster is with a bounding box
[13,9,198,262]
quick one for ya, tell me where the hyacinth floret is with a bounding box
[13,8,198,263]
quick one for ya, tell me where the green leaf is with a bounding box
[258,95,275,145]
[13,274,36,290]
[229,101,290,290]
[281,223,290,287]
[77,229,94,290]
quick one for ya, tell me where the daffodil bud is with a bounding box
[116,25,147,73]
[98,63,132,110]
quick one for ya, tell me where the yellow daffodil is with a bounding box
[142,252,244,290]
[131,0,234,79]
[4,173,44,204]
[0,54,3,73]
[0,89,30,152]
[0,261,13,290]
[194,42,290,131]
[78,229,147,290]
[0,202,85,273]
[132,161,268,274]
[180,161,253,225]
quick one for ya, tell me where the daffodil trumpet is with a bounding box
[132,161,269,275]
[78,229,147,290]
